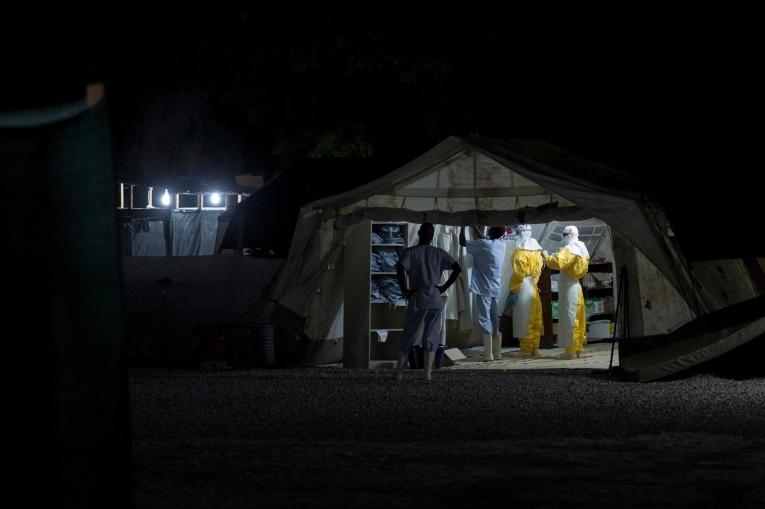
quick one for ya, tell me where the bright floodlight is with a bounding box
[210,192,221,205]
[161,189,171,206]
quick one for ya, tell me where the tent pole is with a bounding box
[609,266,628,372]
[472,150,478,225]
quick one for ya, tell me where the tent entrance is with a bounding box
[345,218,622,370]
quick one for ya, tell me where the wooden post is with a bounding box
[343,221,371,368]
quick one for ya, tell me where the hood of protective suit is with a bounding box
[561,225,589,258]
[516,224,542,250]
[563,235,589,258]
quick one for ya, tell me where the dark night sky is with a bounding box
[7,11,761,508]
[7,6,763,257]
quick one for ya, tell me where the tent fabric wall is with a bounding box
[122,210,220,257]
[690,259,762,310]
[132,219,167,256]
[635,249,695,335]
[170,210,221,256]
[620,296,765,381]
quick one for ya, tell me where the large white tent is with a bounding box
[271,136,763,375]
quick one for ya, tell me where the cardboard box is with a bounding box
[603,296,614,313]
[443,348,466,367]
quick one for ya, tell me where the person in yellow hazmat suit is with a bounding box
[542,225,590,359]
[507,224,544,357]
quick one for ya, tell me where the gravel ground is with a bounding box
[130,368,765,508]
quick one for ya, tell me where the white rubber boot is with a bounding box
[482,334,494,362]
[492,333,503,360]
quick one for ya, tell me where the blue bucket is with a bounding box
[434,344,446,369]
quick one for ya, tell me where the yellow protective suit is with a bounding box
[509,248,544,354]
[545,246,589,354]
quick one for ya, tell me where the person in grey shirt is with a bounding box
[395,223,462,381]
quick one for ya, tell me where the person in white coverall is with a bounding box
[460,225,506,361]
[507,224,544,357]
[543,225,590,359]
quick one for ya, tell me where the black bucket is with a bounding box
[408,345,446,369]
[226,323,275,368]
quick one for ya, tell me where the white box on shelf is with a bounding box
[588,320,611,338]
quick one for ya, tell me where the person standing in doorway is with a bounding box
[395,223,462,381]
[460,225,507,361]
[543,225,590,359]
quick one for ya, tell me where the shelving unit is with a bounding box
[344,220,409,368]
[585,262,615,340]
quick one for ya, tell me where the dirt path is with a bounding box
[130,368,765,508]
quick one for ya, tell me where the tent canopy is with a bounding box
[273,136,703,332]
